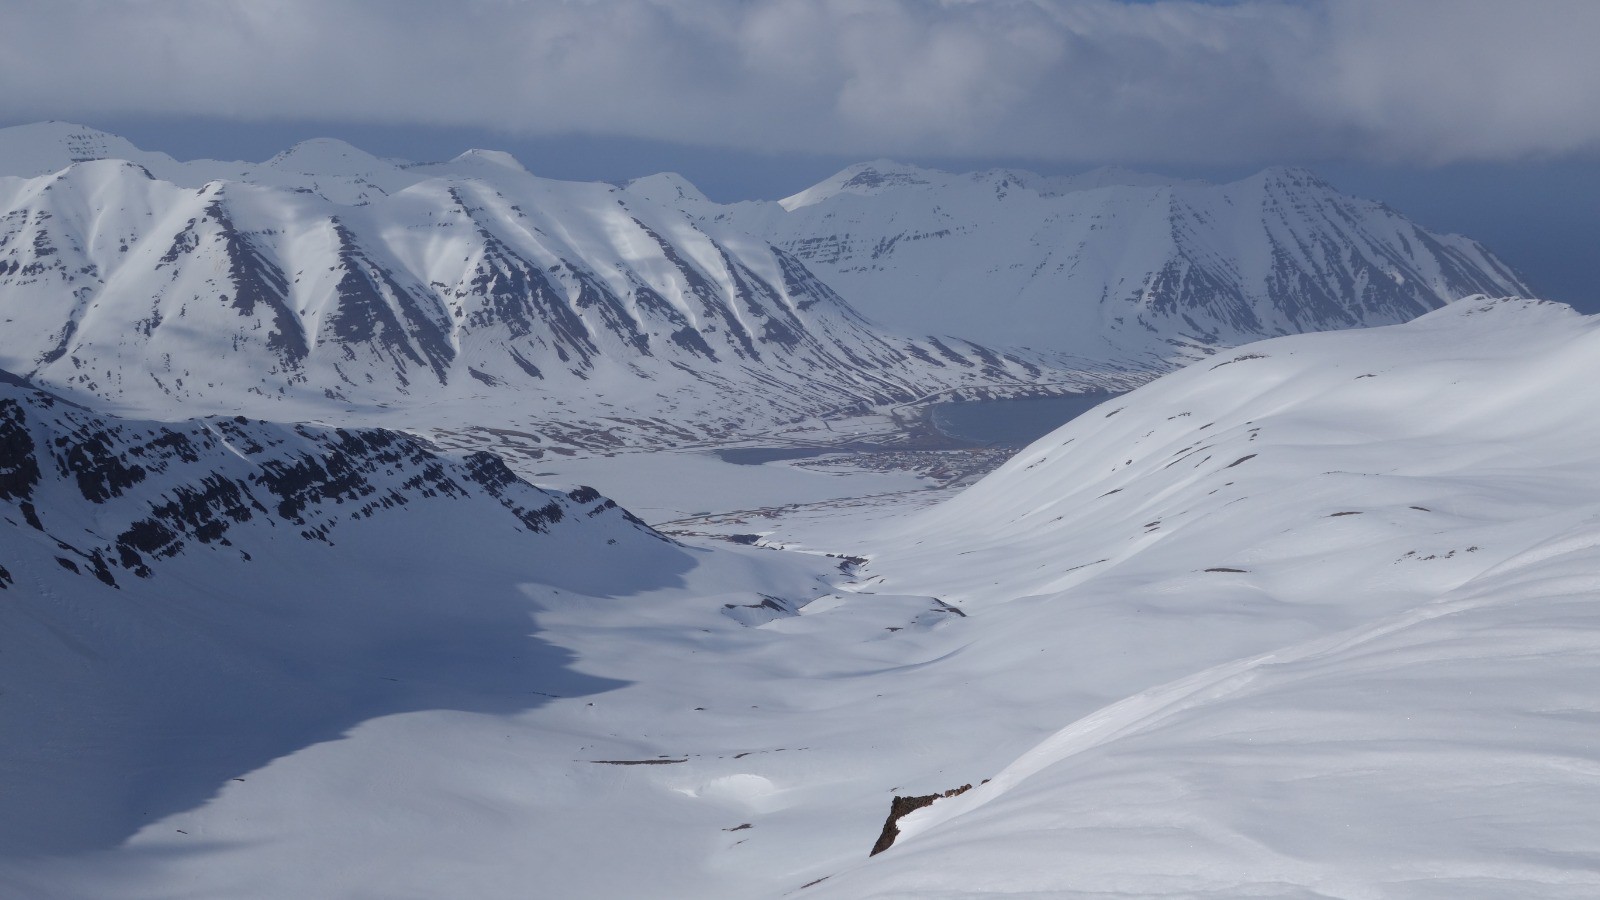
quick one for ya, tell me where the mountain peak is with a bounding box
[778,161,1194,210]
[1,120,120,141]
[624,172,710,206]
[780,159,944,211]
[0,121,152,178]
[448,148,529,175]
[714,156,1529,358]
[1249,165,1335,191]
[263,138,391,176]
[838,159,939,185]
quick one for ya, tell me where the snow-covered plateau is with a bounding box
[4,295,1600,898]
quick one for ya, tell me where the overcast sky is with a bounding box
[4,0,1596,306]
[9,0,1600,165]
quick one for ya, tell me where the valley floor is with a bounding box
[1,452,1015,900]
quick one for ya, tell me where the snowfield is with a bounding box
[5,296,1600,898]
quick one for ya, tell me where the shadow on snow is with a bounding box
[0,510,697,858]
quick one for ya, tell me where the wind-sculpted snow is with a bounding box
[665,160,1529,364]
[0,125,1103,446]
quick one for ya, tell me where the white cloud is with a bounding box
[5,0,1598,164]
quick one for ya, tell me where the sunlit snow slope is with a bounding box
[660,160,1529,363]
[807,296,1600,898]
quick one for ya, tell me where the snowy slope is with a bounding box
[815,530,1600,899]
[662,160,1529,363]
[799,296,1600,897]
[0,125,1103,446]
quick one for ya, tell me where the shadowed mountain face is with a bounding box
[0,375,691,854]
[655,162,1530,361]
[0,127,1093,446]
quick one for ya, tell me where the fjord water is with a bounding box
[929,392,1124,447]
[713,393,1123,467]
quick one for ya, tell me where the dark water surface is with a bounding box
[712,446,850,465]
[713,393,1126,466]
[929,393,1124,447]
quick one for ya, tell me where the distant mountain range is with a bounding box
[0,124,1098,449]
[647,160,1528,363]
[0,124,1528,449]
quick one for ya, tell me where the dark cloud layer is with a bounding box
[6,0,1599,165]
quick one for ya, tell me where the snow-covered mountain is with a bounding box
[0,369,682,854]
[0,124,1102,446]
[0,124,1535,451]
[654,160,1529,362]
[0,370,664,586]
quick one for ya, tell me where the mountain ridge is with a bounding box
[0,124,1530,453]
[0,128,1113,450]
[660,158,1529,360]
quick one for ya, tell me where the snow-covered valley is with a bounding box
[1,125,1596,900]
[6,295,1600,898]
